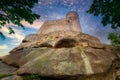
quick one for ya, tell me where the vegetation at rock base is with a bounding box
[108,33,120,46]
[23,74,43,80]
[0,0,40,39]
[0,74,13,79]
[87,0,120,46]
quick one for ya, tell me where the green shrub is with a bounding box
[23,74,44,80]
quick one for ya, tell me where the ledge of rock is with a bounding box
[0,61,18,80]
[1,11,120,80]
[1,31,120,80]
[1,31,103,67]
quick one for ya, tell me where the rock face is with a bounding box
[1,11,120,80]
[2,31,102,67]
[0,61,18,80]
[1,31,120,80]
[0,61,17,75]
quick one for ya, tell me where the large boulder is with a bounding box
[17,47,117,75]
[0,61,18,80]
[0,61,17,75]
[1,31,101,67]
[1,34,39,67]
[1,31,120,80]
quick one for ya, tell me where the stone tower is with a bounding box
[38,11,82,34]
[66,11,81,32]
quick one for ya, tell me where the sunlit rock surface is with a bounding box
[0,61,18,80]
[1,11,120,80]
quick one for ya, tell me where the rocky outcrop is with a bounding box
[1,31,120,80]
[2,31,101,67]
[0,61,17,75]
[0,61,18,80]
[0,11,120,80]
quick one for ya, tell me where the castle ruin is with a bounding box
[38,11,82,34]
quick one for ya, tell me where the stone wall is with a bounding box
[38,11,82,34]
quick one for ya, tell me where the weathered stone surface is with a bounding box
[1,47,34,67]
[16,34,39,49]
[0,61,18,80]
[1,11,120,80]
[1,11,101,66]
[1,31,120,80]
[0,75,21,80]
[0,61,17,75]
[36,31,101,48]
[16,46,118,77]
[1,31,101,67]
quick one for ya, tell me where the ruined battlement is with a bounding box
[38,11,82,34]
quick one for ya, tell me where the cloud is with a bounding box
[21,20,43,29]
[0,26,25,42]
[0,19,44,41]
[0,44,8,49]
[0,20,43,47]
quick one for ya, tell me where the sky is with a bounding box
[0,0,119,56]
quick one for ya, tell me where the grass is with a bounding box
[0,74,13,78]
[22,74,44,80]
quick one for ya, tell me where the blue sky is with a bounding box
[0,0,119,56]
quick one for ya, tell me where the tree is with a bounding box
[108,33,120,46]
[87,0,120,46]
[0,0,40,39]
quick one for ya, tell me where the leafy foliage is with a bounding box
[0,32,5,39]
[87,0,120,29]
[23,74,44,80]
[0,0,40,38]
[87,0,120,46]
[108,33,120,46]
[9,27,15,34]
[0,74,13,79]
